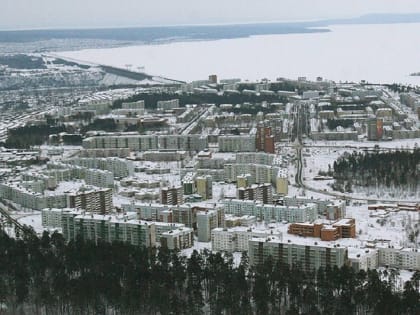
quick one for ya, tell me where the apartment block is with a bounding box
[161,227,194,250]
[74,214,155,247]
[172,204,194,228]
[42,208,75,228]
[196,175,212,200]
[157,99,179,110]
[348,248,379,271]
[288,219,356,241]
[67,187,113,214]
[83,134,158,151]
[212,226,282,252]
[248,237,348,271]
[256,125,275,154]
[218,133,256,152]
[224,163,280,185]
[223,199,318,223]
[197,210,219,242]
[66,157,134,178]
[378,247,420,271]
[158,135,208,152]
[238,183,273,204]
[161,186,183,205]
[154,222,186,239]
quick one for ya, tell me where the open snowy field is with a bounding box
[57,23,420,85]
[301,142,420,201]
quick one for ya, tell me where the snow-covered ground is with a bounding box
[57,23,420,85]
[301,144,420,201]
[346,205,419,248]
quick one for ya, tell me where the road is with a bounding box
[0,199,37,237]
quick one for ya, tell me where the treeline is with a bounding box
[81,118,117,133]
[4,124,65,149]
[386,83,416,94]
[333,149,420,192]
[112,92,285,110]
[0,54,46,70]
[0,230,418,315]
[326,119,354,130]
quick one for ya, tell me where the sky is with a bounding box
[2,0,420,30]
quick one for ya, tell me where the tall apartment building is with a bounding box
[238,183,273,204]
[197,210,219,242]
[224,163,280,185]
[218,131,257,152]
[196,175,212,200]
[248,236,348,271]
[182,172,196,195]
[367,118,384,141]
[378,246,420,271]
[211,226,283,253]
[79,148,131,158]
[172,204,194,228]
[256,125,275,154]
[154,222,185,239]
[158,135,208,152]
[0,182,68,210]
[223,199,318,223]
[42,208,75,228]
[235,152,276,165]
[157,99,179,110]
[122,100,145,110]
[116,100,145,116]
[67,187,113,214]
[283,196,346,219]
[122,203,167,221]
[66,157,134,178]
[46,162,114,188]
[348,248,379,271]
[256,183,272,204]
[83,134,159,151]
[161,228,194,250]
[72,214,155,247]
[276,170,289,195]
[161,186,183,205]
[84,169,114,188]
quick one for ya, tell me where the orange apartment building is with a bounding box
[288,218,356,241]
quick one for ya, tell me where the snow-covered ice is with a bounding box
[57,23,420,85]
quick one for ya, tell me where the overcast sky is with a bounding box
[2,0,420,30]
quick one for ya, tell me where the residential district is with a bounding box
[0,61,419,278]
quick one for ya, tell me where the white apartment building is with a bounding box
[218,133,256,152]
[42,208,75,228]
[235,152,276,165]
[223,199,318,223]
[65,157,134,178]
[157,99,179,110]
[154,222,185,240]
[161,227,194,250]
[348,248,379,271]
[378,246,420,271]
[248,236,348,271]
[212,226,283,253]
[224,163,281,185]
[197,210,219,242]
[62,211,156,247]
[84,169,114,188]
[83,134,159,151]
[158,135,208,152]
